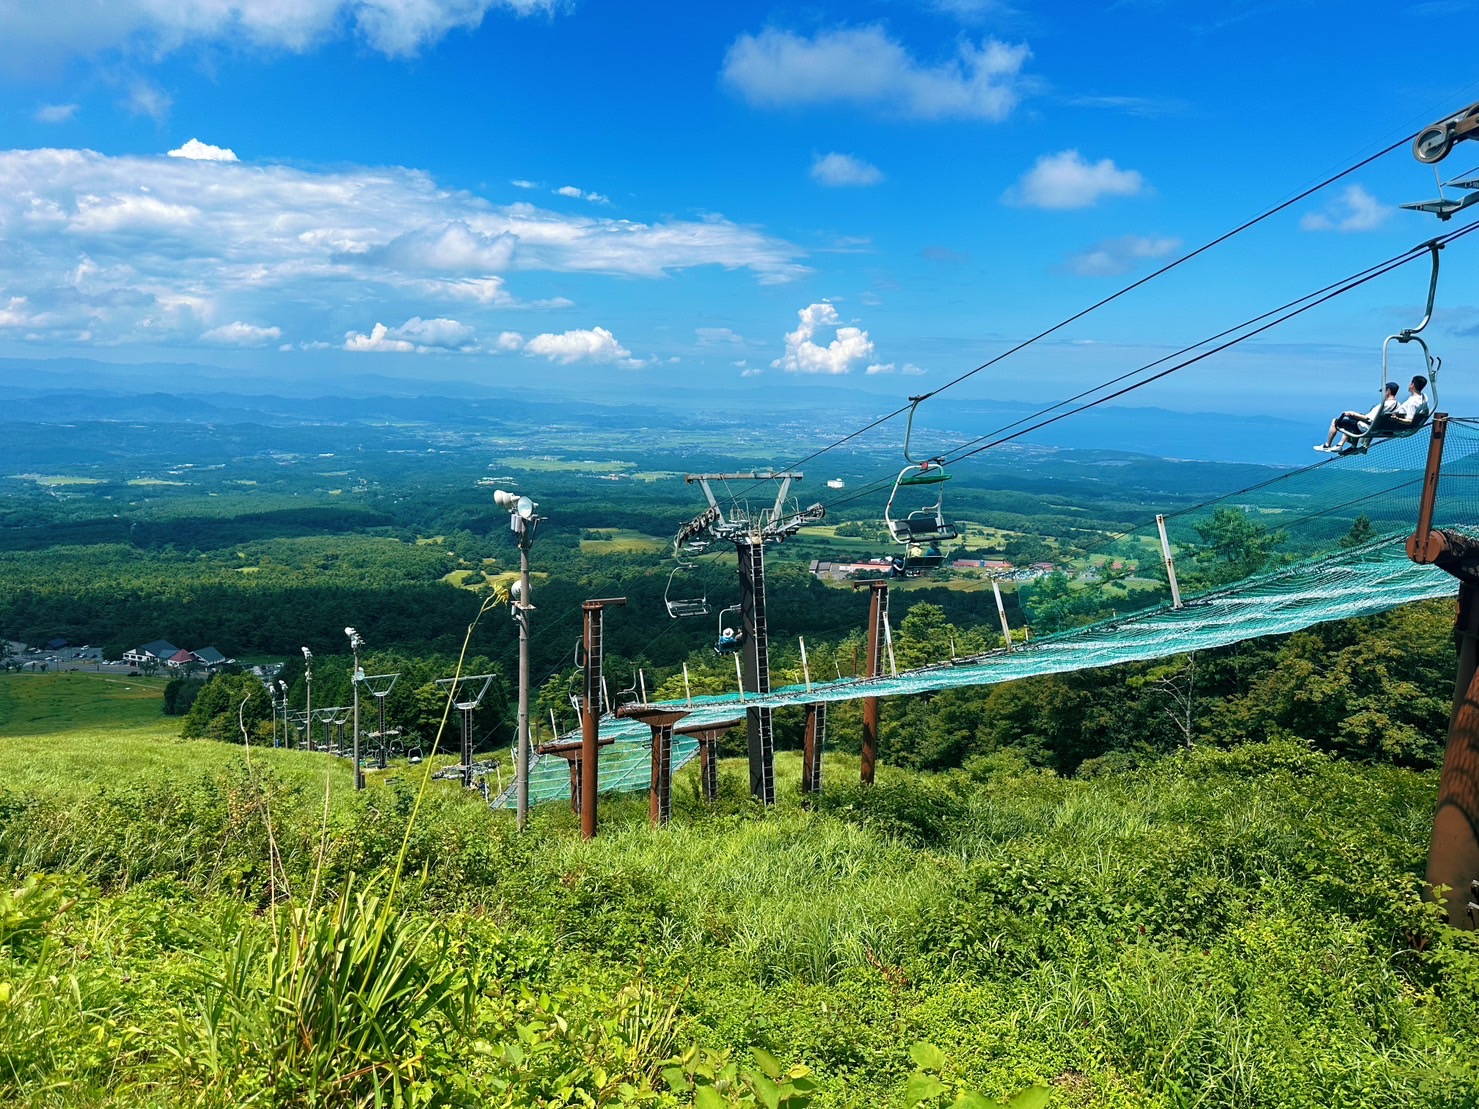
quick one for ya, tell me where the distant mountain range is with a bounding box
[0,355,1312,466]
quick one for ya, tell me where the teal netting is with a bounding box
[495,419,1479,809]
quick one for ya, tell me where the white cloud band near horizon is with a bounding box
[0,145,807,352]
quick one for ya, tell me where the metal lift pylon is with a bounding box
[678,472,824,804]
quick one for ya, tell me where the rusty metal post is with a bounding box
[569,757,581,815]
[1432,582,1479,928]
[617,705,690,828]
[1402,415,1479,927]
[1408,414,1449,564]
[802,701,826,796]
[579,597,626,840]
[858,579,888,785]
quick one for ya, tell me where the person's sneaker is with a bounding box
[1313,444,1332,452]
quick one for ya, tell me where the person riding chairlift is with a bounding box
[1316,382,1399,453]
[715,625,746,655]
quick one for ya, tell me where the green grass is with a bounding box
[1,679,1476,1107]
[580,528,669,554]
[0,672,171,736]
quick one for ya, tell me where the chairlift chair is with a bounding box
[883,397,959,573]
[664,560,711,618]
[1344,243,1442,453]
[714,604,745,655]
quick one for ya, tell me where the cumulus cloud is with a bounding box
[1067,234,1180,277]
[1004,149,1145,209]
[1300,185,1389,232]
[0,0,560,77]
[344,316,474,353]
[555,185,610,204]
[168,138,238,162]
[740,366,764,377]
[811,152,883,187]
[0,146,806,350]
[496,330,524,350]
[510,179,536,189]
[202,320,281,345]
[35,104,79,123]
[865,362,895,374]
[723,26,1031,121]
[522,326,637,366]
[771,301,876,375]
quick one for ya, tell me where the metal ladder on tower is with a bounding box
[745,537,776,805]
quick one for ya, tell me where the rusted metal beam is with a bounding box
[1403,415,1479,927]
[579,597,625,840]
[802,701,826,797]
[854,579,889,785]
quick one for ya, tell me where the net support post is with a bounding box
[992,579,1013,651]
[802,701,826,798]
[1157,514,1183,609]
[855,579,889,785]
[579,597,626,840]
[799,637,812,691]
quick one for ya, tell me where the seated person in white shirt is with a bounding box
[1317,381,1398,452]
[1378,374,1432,432]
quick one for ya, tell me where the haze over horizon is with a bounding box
[2,2,1478,445]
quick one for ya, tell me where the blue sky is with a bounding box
[2,0,1478,425]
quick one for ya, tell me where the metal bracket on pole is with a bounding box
[1157,514,1183,609]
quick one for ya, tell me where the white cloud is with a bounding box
[696,326,745,345]
[0,146,806,349]
[1300,185,1389,232]
[523,326,636,366]
[1004,149,1145,210]
[811,152,883,187]
[202,320,281,346]
[510,179,537,189]
[771,301,876,375]
[126,79,171,120]
[865,362,895,374]
[740,366,764,377]
[556,185,610,204]
[168,138,238,162]
[496,330,524,350]
[344,316,474,353]
[723,26,1031,121]
[902,363,926,376]
[0,0,561,77]
[35,104,79,123]
[1067,233,1181,277]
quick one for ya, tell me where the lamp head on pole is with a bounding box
[493,488,536,519]
[301,646,313,661]
[345,626,365,650]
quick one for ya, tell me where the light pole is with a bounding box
[346,627,365,790]
[494,489,541,831]
[301,647,313,751]
[277,679,289,749]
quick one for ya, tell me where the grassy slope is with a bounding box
[1,674,1477,1107]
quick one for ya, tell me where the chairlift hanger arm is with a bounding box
[1401,240,1442,338]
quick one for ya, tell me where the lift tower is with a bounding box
[677,473,823,804]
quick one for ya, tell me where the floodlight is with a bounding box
[302,646,313,659]
[345,626,365,649]
[493,489,536,518]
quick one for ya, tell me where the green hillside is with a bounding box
[0,672,1475,1107]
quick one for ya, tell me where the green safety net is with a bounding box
[495,418,1479,809]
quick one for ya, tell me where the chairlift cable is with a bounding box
[806,219,1478,522]
[782,132,1417,474]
